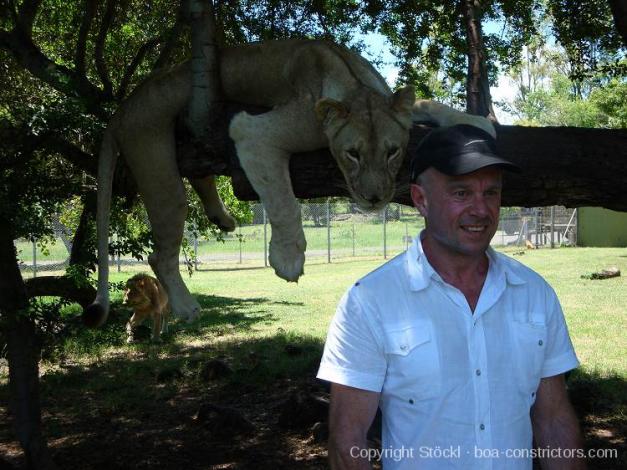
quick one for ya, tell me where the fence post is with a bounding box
[32,238,37,278]
[550,206,555,249]
[194,231,199,271]
[383,205,387,259]
[327,199,331,263]
[263,205,268,267]
[116,233,121,272]
[238,224,243,264]
[352,223,355,257]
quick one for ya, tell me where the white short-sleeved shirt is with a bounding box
[317,234,579,470]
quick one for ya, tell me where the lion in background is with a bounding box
[85,38,495,327]
[123,273,170,343]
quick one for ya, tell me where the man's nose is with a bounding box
[469,195,490,217]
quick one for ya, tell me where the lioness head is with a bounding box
[316,86,414,210]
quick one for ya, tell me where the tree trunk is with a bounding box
[608,0,627,46]
[210,124,627,211]
[0,218,57,470]
[180,0,226,178]
[69,191,96,268]
[460,0,496,120]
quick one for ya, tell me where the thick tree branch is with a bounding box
[40,135,97,176]
[176,118,627,211]
[95,0,116,98]
[75,0,98,77]
[16,0,41,35]
[117,36,161,99]
[24,276,96,309]
[153,6,186,71]
[0,29,109,119]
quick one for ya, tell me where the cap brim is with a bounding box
[435,151,522,175]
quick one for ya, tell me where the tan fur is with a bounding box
[122,274,170,343]
[89,39,495,325]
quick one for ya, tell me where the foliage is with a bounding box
[1,0,625,283]
[547,0,624,90]
[501,41,626,128]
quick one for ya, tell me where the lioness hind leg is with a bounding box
[119,134,201,322]
[189,175,237,232]
[412,100,496,137]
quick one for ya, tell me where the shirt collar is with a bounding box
[406,230,526,291]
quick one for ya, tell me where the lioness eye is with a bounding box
[346,149,360,162]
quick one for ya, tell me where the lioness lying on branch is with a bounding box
[85,39,493,327]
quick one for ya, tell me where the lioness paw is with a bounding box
[209,212,237,233]
[269,239,306,282]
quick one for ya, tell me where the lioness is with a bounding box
[123,273,170,343]
[86,39,494,326]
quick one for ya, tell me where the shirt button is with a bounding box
[480,424,485,431]
[532,392,536,397]
[400,345,407,351]
[538,340,544,346]
[476,369,481,376]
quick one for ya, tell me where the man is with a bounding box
[317,124,585,469]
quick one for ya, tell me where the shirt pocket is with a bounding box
[382,323,441,401]
[511,317,547,401]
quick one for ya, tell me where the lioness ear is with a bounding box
[315,98,349,127]
[391,85,415,114]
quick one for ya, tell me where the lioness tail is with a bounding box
[83,127,118,327]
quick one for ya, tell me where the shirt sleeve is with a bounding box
[540,286,580,378]
[316,286,387,392]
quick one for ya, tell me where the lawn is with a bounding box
[1,246,625,469]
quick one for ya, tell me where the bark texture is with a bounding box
[24,276,96,309]
[0,218,57,470]
[178,122,627,211]
[609,0,627,46]
[461,0,496,120]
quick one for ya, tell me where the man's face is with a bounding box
[410,166,503,258]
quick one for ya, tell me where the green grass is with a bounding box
[31,246,625,378]
[1,246,625,468]
[194,214,425,258]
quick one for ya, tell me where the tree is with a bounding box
[1,1,625,467]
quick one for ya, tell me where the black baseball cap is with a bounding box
[409,124,520,181]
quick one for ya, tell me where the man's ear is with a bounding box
[410,183,428,217]
[315,98,348,129]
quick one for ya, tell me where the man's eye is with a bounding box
[455,191,467,197]
[346,149,360,161]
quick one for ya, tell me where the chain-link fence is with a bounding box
[16,202,577,276]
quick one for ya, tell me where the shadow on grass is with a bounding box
[0,331,327,470]
[566,369,627,469]
[2,324,625,470]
